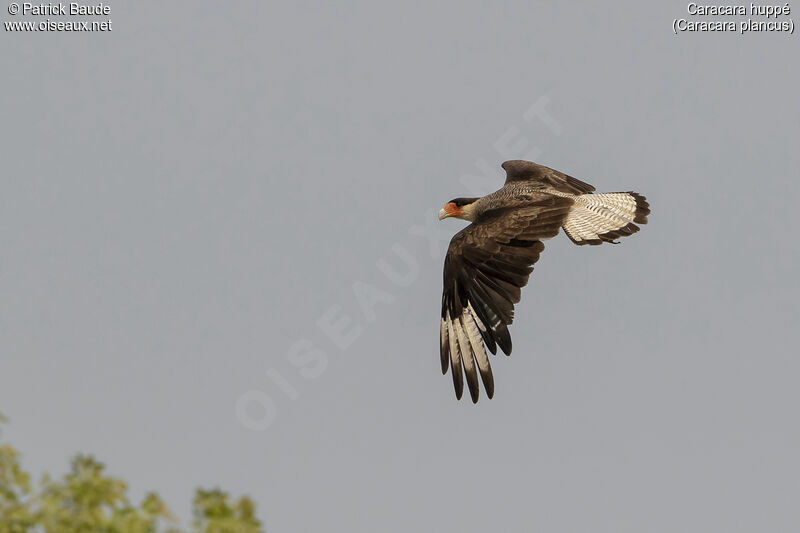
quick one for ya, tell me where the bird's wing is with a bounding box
[502,160,596,194]
[440,195,574,402]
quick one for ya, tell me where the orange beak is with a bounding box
[438,202,461,220]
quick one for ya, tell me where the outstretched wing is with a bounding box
[502,160,595,195]
[440,195,574,402]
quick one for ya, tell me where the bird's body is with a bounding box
[467,183,557,219]
[438,160,650,403]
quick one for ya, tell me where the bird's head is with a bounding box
[438,197,479,222]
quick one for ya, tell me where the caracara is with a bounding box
[438,160,650,403]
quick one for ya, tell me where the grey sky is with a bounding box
[2,1,798,531]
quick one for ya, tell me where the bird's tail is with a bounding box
[562,192,650,245]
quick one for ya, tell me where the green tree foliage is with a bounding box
[0,415,264,533]
[0,414,35,532]
[191,489,261,533]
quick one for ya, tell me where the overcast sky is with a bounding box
[2,1,798,531]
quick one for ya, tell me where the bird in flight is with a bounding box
[438,160,650,403]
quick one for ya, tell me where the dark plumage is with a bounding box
[438,160,650,402]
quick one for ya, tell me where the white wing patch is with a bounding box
[446,312,460,374]
[442,303,495,402]
[462,308,491,389]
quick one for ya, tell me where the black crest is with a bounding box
[448,197,479,207]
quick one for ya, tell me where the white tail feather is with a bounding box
[562,192,645,245]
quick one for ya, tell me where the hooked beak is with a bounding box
[438,202,459,221]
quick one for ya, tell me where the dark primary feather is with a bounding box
[502,160,595,194]
[440,195,574,402]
